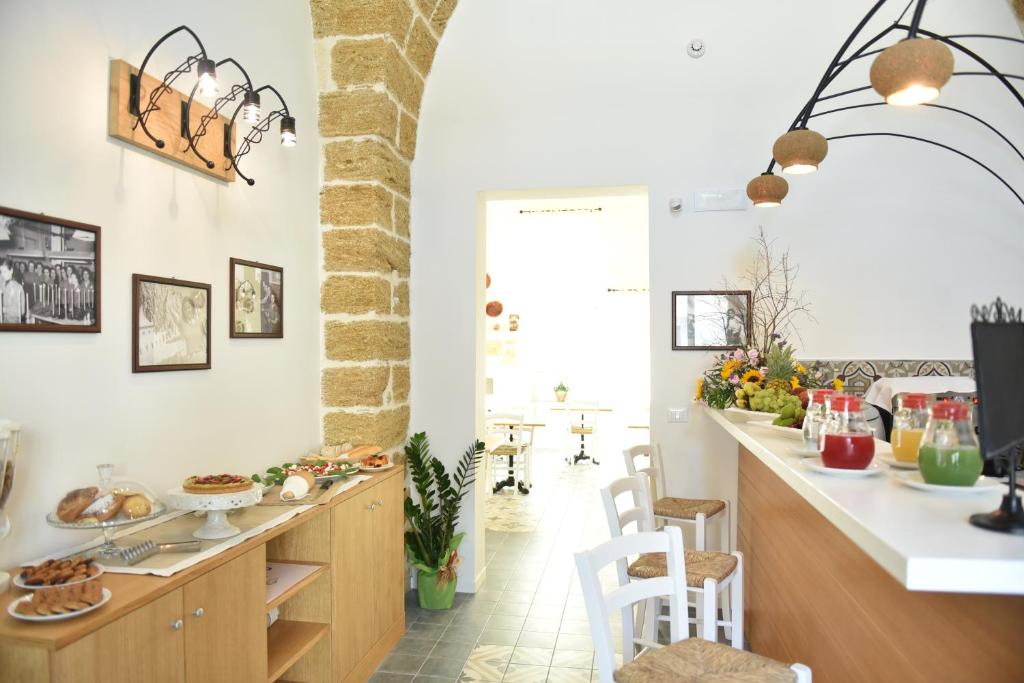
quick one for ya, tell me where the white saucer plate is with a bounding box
[802,457,883,478]
[14,563,105,591]
[891,470,1002,495]
[9,587,112,622]
[787,444,821,458]
[359,462,395,472]
[748,421,804,441]
[878,454,918,470]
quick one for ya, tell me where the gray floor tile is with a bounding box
[420,656,467,678]
[430,640,477,662]
[487,615,526,631]
[371,673,416,683]
[413,677,457,683]
[444,625,487,643]
[491,601,530,617]
[408,623,447,639]
[478,628,522,646]
[516,631,558,648]
[499,590,535,604]
[396,637,441,655]
[380,653,428,674]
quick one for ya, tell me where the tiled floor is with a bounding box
[371,446,629,683]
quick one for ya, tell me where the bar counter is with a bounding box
[707,407,1024,682]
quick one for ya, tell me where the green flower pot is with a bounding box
[417,569,457,610]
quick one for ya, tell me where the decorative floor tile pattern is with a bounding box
[372,446,641,683]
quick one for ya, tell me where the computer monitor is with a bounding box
[969,318,1024,534]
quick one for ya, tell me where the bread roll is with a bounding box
[57,487,98,523]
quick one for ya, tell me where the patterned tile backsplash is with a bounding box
[804,360,974,397]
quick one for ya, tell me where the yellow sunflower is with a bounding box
[741,369,762,385]
[833,378,844,391]
[695,377,704,400]
[795,362,807,375]
[720,359,740,380]
[790,376,801,390]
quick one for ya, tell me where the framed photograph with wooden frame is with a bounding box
[0,206,101,333]
[671,290,752,351]
[229,258,283,338]
[132,274,211,372]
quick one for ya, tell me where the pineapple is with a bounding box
[764,341,795,392]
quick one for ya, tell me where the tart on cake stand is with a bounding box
[167,475,262,540]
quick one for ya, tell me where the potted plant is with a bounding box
[554,382,568,402]
[404,432,483,610]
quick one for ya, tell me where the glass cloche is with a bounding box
[47,464,166,556]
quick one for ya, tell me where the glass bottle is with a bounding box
[890,393,929,463]
[819,394,875,469]
[801,388,835,452]
[918,400,982,486]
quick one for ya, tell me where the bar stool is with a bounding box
[624,444,729,551]
[485,413,531,494]
[566,400,601,465]
[600,474,741,645]
[575,526,812,683]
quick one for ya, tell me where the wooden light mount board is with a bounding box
[108,59,236,182]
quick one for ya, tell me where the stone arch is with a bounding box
[310,0,458,451]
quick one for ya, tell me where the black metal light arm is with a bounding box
[826,132,1023,206]
[129,25,210,150]
[224,85,292,186]
[182,57,257,169]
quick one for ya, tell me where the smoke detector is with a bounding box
[687,39,706,59]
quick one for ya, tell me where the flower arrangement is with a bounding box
[695,336,841,410]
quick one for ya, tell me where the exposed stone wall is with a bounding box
[311,0,457,453]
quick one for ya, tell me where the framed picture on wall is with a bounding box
[0,206,101,333]
[229,258,283,338]
[671,290,752,351]
[132,274,211,372]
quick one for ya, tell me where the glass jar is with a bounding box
[819,394,875,469]
[918,400,982,486]
[890,393,929,463]
[801,388,836,451]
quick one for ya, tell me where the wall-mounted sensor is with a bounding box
[669,197,684,212]
[687,39,706,58]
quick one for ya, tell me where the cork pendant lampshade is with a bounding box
[869,38,954,106]
[746,173,789,207]
[772,129,829,175]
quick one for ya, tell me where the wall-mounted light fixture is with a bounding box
[745,0,1023,208]
[109,25,296,184]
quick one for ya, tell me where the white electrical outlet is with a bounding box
[669,408,689,423]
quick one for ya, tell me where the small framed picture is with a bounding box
[672,290,752,351]
[229,258,282,338]
[132,274,211,372]
[0,206,101,333]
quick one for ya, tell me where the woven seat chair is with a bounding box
[624,444,729,552]
[601,474,741,646]
[575,526,812,683]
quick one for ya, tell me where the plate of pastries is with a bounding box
[9,580,111,622]
[359,452,393,471]
[49,485,164,528]
[14,556,103,590]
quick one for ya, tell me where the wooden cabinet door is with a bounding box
[52,589,185,683]
[333,485,378,681]
[372,474,405,640]
[183,546,267,683]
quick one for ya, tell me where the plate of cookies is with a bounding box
[14,556,103,590]
[9,581,111,622]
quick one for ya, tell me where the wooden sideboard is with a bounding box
[0,467,405,683]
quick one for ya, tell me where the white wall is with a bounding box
[411,0,1024,568]
[0,0,320,562]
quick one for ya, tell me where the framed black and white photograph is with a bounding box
[132,274,211,372]
[229,258,282,338]
[0,206,100,333]
[672,290,752,350]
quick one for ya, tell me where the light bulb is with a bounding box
[782,163,818,175]
[885,84,940,106]
[196,58,218,97]
[242,91,261,124]
[754,200,781,208]
[280,116,296,148]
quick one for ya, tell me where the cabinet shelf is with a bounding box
[265,560,329,613]
[267,619,329,683]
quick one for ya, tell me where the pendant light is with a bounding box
[746,173,789,207]
[869,38,954,106]
[772,129,829,175]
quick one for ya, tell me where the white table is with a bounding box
[863,375,976,411]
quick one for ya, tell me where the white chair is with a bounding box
[601,474,741,646]
[624,444,729,552]
[576,526,811,683]
[485,413,532,494]
[567,400,600,465]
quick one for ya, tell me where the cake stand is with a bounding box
[166,486,263,540]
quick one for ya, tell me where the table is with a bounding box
[707,407,1024,682]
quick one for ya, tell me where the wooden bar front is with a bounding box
[738,446,1024,682]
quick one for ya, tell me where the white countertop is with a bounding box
[707,407,1024,595]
